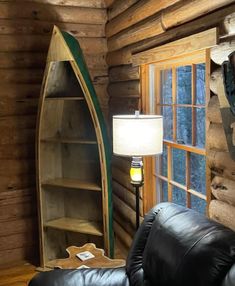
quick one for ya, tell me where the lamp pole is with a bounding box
[130,156,143,229]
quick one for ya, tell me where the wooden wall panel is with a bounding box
[106,0,235,253]
[0,0,108,266]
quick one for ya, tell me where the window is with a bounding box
[143,51,210,214]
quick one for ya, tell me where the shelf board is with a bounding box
[41,137,97,144]
[41,178,102,192]
[44,217,103,236]
[45,97,84,101]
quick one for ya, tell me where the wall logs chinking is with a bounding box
[106,0,235,254]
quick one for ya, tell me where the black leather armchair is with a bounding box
[29,202,235,286]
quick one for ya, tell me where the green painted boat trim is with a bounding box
[61,31,114,257]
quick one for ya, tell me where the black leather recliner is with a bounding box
[29,202,235,286]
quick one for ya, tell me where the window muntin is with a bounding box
[150,59,207,214]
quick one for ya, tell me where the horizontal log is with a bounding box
[0,175,35,193]
[0,245,37,266]
[106,0,180,38]
[211,40,235,65]
[211,176,235,206]
[0,52,46,68]
[112,166,132,191]
[221,12,235,36]
[109,65,139,82]
[113,220,132,249]
[0,115,36,129]
[0,3,107,24]
[113,180,144,216]
[0,98,38,116]
[3,0,106,8]
[105,0,115,8]
[106,3,235,66]
[112,166,143,199]
[112,155,131,174]
[0,69,43,84]
[0,160,35,176]
[0,19,105,38]
[208,123,228,151]
[133,3,235,55]
[0,188,35,206]
[78,38,108,54]
[162,0,235,30]
[0,35,107,54]
[114,209,135,238]
[108,80,140,98]
[106,47,132,66]
[107,15,164,52]
[0,129,35,145]
[208,150,235,181]
[84,53,107,69]
[0,34,50,52]
[0,231,37,251]
[0,144,34,159]
[207,96,222,124]
[132,28,218,66]
[108,0,138,21]
[209,199,235,231]
[0,84,40,99]
[210,68,222,95]
[0,196,36,220]
[0,217,36,237]
[113,194,136,230]
[109,97,139,115]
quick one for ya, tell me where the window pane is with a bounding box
[177,66,192,104]
[190,153,206,194]
[191,195,207,214]
[162,106,173,140]
[156,178,168,202]
[161,69,172,104]
[172,148,185,185]
[155,146,167,177]
[196,108,205,148]
[177,107,192,145]
[162,144,167,177]
[172,186,186,207]
[196,64,205,105]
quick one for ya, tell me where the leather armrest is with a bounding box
[29,267,129,286]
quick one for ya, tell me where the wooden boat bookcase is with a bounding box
[36,26,113,268]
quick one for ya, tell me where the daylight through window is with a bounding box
[147,52,208,214]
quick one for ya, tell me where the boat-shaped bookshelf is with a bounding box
[36,26,113,268]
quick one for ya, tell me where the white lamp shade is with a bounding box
[113,114,163,156]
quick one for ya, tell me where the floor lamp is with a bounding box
[112,111,163,229]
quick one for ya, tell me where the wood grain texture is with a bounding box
[108,0,138,20]
[106,0,180,37]
[107,15,164,51]
[211,176,235,207]
[0,3,107,24]
[109,65,139,82]
[0,262,37,284]
[132,28,218,66]
[209,199,235,231]
[162,0,235,29]
[0,19,105,37]
[3,0,106,8]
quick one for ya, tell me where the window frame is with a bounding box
[141,49,211,215]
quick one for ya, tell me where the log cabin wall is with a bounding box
[106,0,235,253]
[0,0,108,266]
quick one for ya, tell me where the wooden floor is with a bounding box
[0,240,128,286]
[0,262,37,286]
